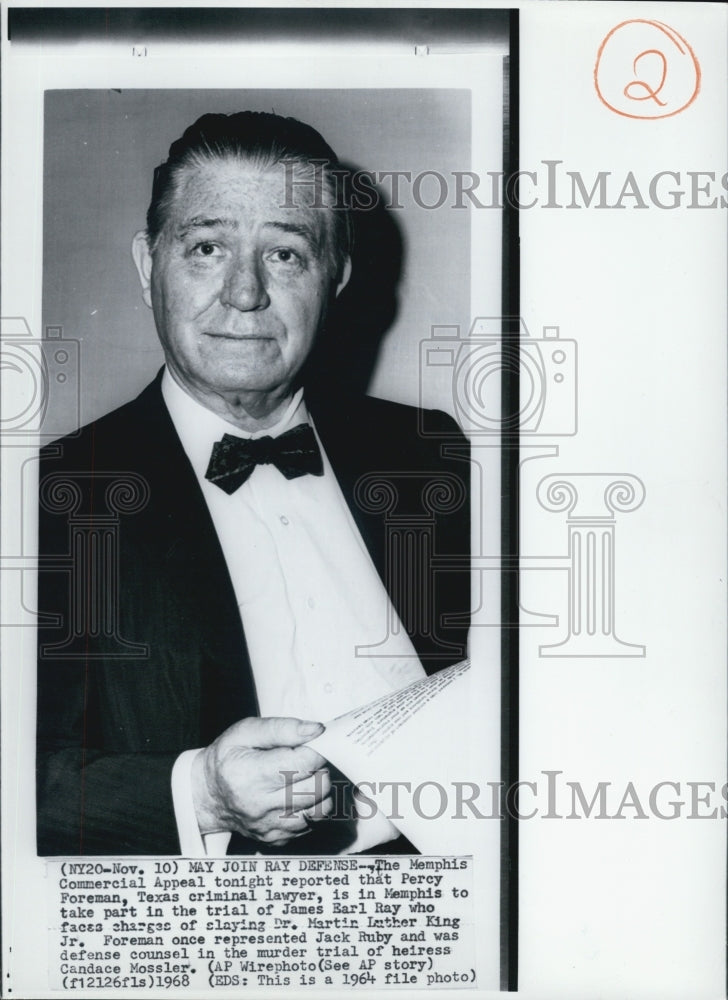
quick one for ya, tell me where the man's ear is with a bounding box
[131,230,154,309]
[335,256,352,298]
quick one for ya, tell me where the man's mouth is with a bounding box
[203,332,274,340]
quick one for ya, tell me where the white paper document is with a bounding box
[310,660,478,856]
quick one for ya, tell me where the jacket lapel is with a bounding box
[128,374,260,734]
[310,397,389,586]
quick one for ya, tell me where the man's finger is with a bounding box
[300,793,335,823]
[275,792,335,828]
[228,716,324,750]
[266,744,328,778]
[276,773,332,817]
[258,823,313,846]
[285,767,331,799]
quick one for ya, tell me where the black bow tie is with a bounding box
[205,422,324,495]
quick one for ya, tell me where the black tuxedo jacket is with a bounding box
[37,373,470,855]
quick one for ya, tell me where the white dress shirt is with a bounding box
[162,369,426,855]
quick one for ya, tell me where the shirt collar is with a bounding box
[161,367,308,480]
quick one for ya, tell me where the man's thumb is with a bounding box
[239,716,324,749]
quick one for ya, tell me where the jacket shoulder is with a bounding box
[338,393,465,439]
[40,377,165,471]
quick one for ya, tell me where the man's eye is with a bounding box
[192,242,221,257]
[268,248,302,265]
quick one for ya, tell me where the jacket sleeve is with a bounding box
[36,739,180,856]
[35,438,182,856]
[35,387,255,856]
[36,571,182,856]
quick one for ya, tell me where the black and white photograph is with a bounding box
[3,3,727,999]
[36,88,485,858]
[3,6,513,995]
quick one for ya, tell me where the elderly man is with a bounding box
[37,111,469,856]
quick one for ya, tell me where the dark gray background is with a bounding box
[43,88,474,432]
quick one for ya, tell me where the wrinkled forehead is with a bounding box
[166,155,334,240]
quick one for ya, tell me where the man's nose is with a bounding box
[220,254,271,311]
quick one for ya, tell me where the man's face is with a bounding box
[134,156,348,410]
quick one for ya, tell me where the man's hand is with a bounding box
[191,717,332,846]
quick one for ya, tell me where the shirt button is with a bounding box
[324,682,333,694]
[279,515,289,526]
[307,597,316,609]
